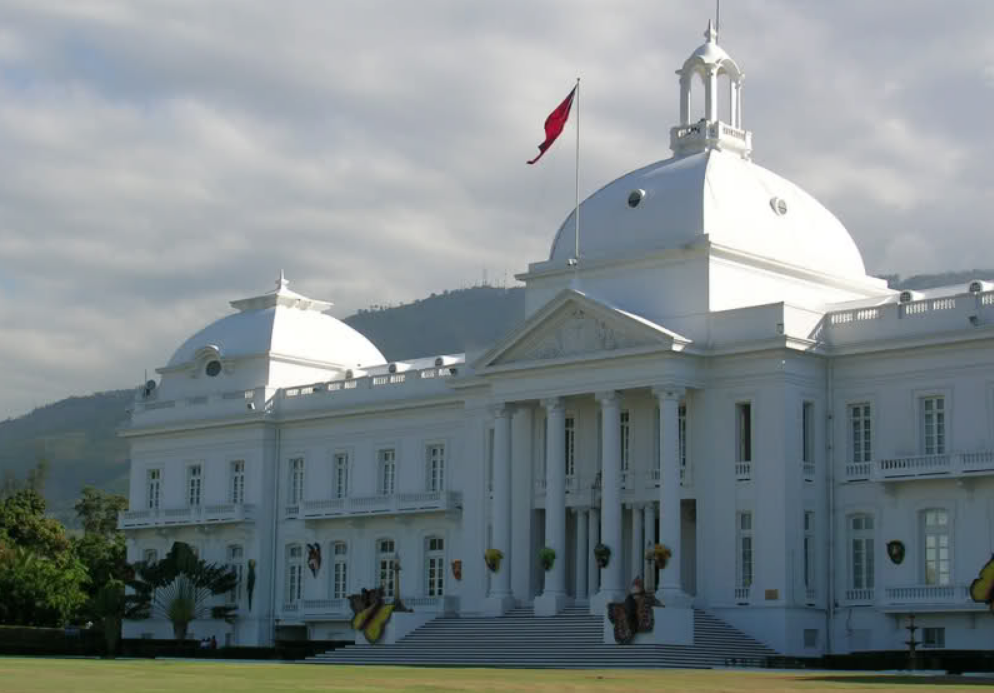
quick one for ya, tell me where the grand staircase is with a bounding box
[306,606,777,668]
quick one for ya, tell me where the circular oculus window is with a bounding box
[627,189,646,208]
[205,360,222,377]
[770,197,788,216]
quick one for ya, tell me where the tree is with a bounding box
[74,486,128,536]
[129,542,238,641]
[92,579,127,658]
[73,487,130,623]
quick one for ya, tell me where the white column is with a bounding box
[643,502,656,591]
[630,504,643,582]
[705,67,718,122]
[679,75,690,124]
[486,405,513,613]
[655,387,688,604]
[575,508,588,601]
[535,397,567,615]
[587,507,600,599]
[729,80,738,128]
[594,391,624,610]
[510,406,534,603]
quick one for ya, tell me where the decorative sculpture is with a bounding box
[306,543,322,577]
[593,543,611,568]
[607,577,658,644]
[246,559,257,611]
[969,554,994,612]
[348,586,395,644]
[539,547,556,571]
[484,549,503,573]
[886,540,905,565]
[451,559,462,581]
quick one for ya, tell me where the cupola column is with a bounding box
[704,66,719,123]
[679,75,691,125]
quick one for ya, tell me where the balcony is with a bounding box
[119,503,256,530]
[301,598,350,621]
[844,451,994,483]
[289,491,462,520]
[843,588,875,605]
[880,584,982,613]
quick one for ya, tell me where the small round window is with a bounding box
[770,196,788,216]
[627,189,646,208]
[205,360,222,377]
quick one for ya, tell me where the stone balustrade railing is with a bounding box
[288,491,462,520]
[119,503,257,530]
[844,450,994,482]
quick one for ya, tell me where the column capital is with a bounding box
[594,390,622,406]
[540,397,565,413]
[652,385,686,402]
[488,403,514,419]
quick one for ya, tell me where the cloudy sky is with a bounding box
[1,0,992,420]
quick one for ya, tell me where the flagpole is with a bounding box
[573,77,581,266]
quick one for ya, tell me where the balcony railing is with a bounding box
[882,584,974,608]
[734,586,751,602]
[301,598,349,620]
[843,588,875,604]
[735,462,752,481]
[844,451,994,482]
[802,462,816,481]
[290,491,462,520]
[119,503,256,530]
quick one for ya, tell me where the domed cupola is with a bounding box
[671,20,752,159]
[160,273,385,389]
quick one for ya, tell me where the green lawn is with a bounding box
[0,658,991,693]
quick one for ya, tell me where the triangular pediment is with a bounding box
[475,290,690,370]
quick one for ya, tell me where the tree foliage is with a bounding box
[73,487,130,624]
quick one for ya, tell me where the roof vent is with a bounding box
[770,197,788,216]
[899,291,914,304]
[627,189,645,208]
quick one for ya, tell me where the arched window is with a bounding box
[332,542,349,599]
[285,544,303,605]
[377,539,397,598]
[425,536,445,597]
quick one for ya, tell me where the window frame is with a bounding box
[229,459,246,505]
[735,402,753,463]
[919,394,948,456]
[186,463,203,508]
[378,447,397,496]
[736,511,753,589]
[376,537,398,598]
[619,410,631,472]
[226,544,244,604]
[287,456,305,505]
[920,507,952,586]
[803,510,815,596]
[565,414,576,478]
[848,402,873,464]
[802,401,815,464]
[425,442,446,492]
[285,543,303,605]
[848,513,875,591]
[332,449,351,500]
[146,468,162,510]
[424,535,445,597]
[331,541,349,599]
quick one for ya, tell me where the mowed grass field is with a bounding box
[0,658,991,693]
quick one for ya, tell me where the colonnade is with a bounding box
[488,387,689,615]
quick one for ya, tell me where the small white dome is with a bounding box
[549,149,867,280]
[167,275,385,369]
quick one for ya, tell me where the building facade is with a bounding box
[120,25,994,656]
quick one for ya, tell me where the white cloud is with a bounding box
[1,0,993,418]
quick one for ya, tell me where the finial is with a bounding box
[704,19,717,44]
[277,269,289,291]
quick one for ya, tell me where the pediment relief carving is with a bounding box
[496,307,656,365]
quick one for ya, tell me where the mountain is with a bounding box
[1,272,990,515]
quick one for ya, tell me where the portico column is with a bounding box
[630,504,643,582]
[593,391,624,610]
[587,507,600,599]
[535,397,567,615]
[485,404,514,614]
[575,508,588,601]
[655,387,689,604]
[643,502,656,591]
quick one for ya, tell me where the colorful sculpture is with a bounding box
[607,577,657,644]
[348,587,395,644]
[970,554,994,612]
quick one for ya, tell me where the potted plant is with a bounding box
[484,548,503,573]
[593,543,611,568]
[645,544,672,570]
[538,547,556,571]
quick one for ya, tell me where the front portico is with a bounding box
[473,289,699,626]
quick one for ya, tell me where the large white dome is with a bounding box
[548,149,868,281]
[166,276,385,370]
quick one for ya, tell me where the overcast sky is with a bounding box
[1,0,993,420]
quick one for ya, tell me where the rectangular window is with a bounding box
[378,539,397,598]
[922,509,950,586]
[653,406,661,475]
[565,416,576,478]
[802,402,814,463]
[737,511,753,588]
[596,410,603,468]
[426,444,445,492]
[849,404,872,463]
[850,514,875,590]
[187,465,202,507]
[333,452,350,499]
[332,542,348,599]
[230,460,245,505]
[425,536,445,597]
[922,627,945,649]
[227,545,244,603]
[379,449,396,496]
[678,403,688,473]
[803,511,815,595]
[921,396,946,455]
[736,403,752,463]
[620,410,631,472]
[146,469,161,510]
[286,545,302,604]
[288,457,305,505]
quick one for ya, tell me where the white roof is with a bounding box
[166,274,385,369]
[548,149,868,281]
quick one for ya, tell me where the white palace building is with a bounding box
[120,24,994,660]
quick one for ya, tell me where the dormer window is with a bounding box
[205,360,222,377]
